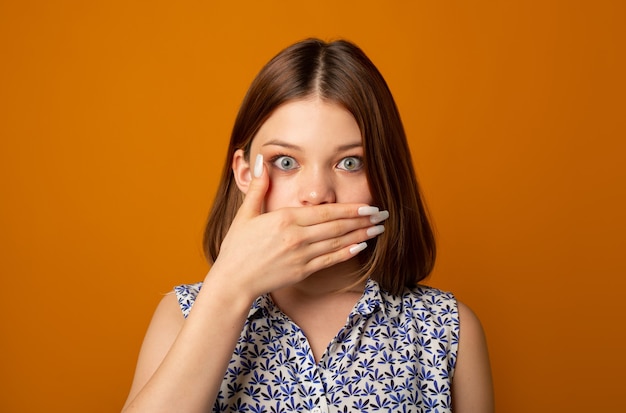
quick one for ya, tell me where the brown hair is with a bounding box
[203,38,435,295]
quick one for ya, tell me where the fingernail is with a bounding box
[254,154,263,178]
[349,242,368,255]
[366,225,385,237]
[358,206,379,216]
[370,210,390,224]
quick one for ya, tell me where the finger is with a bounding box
[301,213,389,244]
[304,241,370,274]
[238,154,269,219]
[304,224,385,260]
[294,203,383,227]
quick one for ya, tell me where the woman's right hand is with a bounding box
[122,155,388,413]
[208,154,388,299]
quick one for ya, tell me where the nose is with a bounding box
[298,168,336,205]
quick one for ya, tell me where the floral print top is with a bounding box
[174,278,459,413]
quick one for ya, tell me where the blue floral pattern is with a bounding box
[174,279,459,413]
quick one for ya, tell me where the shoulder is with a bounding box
[456,301,485,343]
[378,284,460,349]
[410,284,457,306]
[389,284,458,316]
[145,292,187,342]
[451,300,495,412]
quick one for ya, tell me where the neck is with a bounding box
[273,259,366,300]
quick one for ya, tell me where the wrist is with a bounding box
[200,264,259,312]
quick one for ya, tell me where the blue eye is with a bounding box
[337,156,363,171]
[272,155,299,171]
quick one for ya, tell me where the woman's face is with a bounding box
[244,98,373,211]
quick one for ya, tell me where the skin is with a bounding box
[122,97,494,412]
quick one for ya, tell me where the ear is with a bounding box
[232,149,252,194]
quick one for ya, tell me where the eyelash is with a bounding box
[337,156,364,172]
[268,154,364,172]
[269,154,298,171]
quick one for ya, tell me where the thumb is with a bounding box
[238,154,269,219]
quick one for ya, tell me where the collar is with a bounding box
[247,293,274,320]
[353,278,383,316]
[246,278,385,321]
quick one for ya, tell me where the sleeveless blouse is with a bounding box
[174,278,459,413]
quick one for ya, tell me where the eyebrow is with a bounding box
[262,139,363,152]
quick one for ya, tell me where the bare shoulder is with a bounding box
[151,292,186,326]
[123,293,185,409]
[140,293,186,350]
[452,300,495,413]
[456,301,487,346]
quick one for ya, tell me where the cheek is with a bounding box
[263,176,298,212]
[336,177,373,204]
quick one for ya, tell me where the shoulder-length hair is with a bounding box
[204,38,435,295]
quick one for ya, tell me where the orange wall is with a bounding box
[1,1,624,411]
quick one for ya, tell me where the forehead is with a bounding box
[252,98,362,147]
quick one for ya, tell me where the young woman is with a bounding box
[123,39,493,413]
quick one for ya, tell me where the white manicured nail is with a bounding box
[254,154,263,178]
[349,242,368,255]
[358,206,379,216]
[367,225,385,237]
[370,210,390,224]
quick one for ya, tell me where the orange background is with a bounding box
[1,1,624,411]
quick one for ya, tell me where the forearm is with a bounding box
[122,276,253,413]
